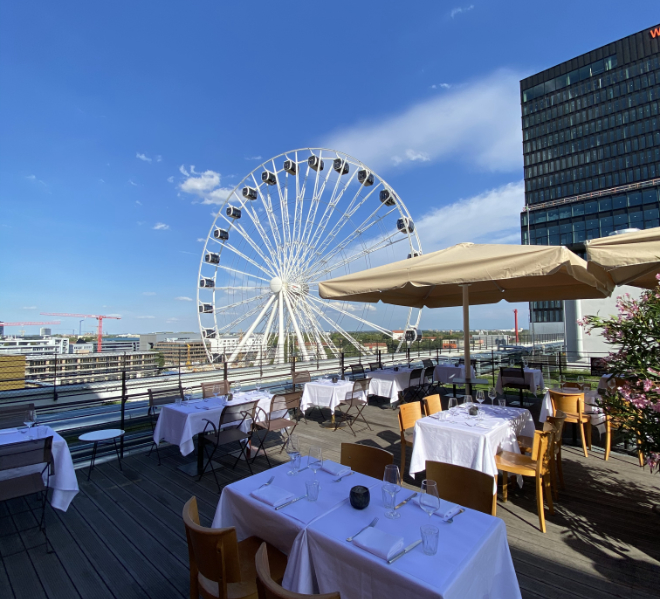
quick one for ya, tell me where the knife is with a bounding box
[394,492,417,510]
[388,539,422,564]
[275,494,307,510]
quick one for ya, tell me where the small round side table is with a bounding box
[79,429,125,480]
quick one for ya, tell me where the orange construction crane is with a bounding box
[41,313,121,352]
[0,321,61,326]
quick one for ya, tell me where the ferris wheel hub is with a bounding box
[270,277,283,293]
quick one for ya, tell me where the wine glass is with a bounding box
[488,387,497,405]
[235,382,242,395]
[183,387,193,405]
[255,381,261,393]
[577,375,584,389]
[448,397,458,421]
[308,446,323,477]
[382,464,401,519]
[24,409,37,438]
[420,479,440,518]
[285,434,301,476]
[476,390,485,418]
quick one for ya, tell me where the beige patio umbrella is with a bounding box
[586,227,660,289]
[319,242,614,376]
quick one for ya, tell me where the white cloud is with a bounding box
[137,315,155,319]
[167,176,174,183]
[25,174,46,186]
[450,5,474,18]
[364,304,377,311]
[245,156,262,161]
[22,306,37,310]
[430,83,452,90]
[99,179,105,183]
[175,296,193,301]
[135,200,142,205]
[142,292,157,296]
[153,222,170,230]
[166,317,179,323]
[156,155,162,162]
[136,152,152,163]
[322,69,522,173]
[129,179,138,187]
[179,165,190,176]
[179,168,233,205]
[415,181,524,252]
[197,238,205,242]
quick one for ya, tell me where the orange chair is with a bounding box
[496,430,554,533]
[549,389,591,457]
[422,394,442,416]
[397,402,423,476]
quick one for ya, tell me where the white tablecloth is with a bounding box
[599,374,613,390]
[212,460,378,553]
[300,380,364,413]
[496,368,544,396]
[368,368,413,402]
[290,486,521,599]
[153,391,273,456]
[0,425,79,511]
[434,364,476,384]
[539,389,607,433]
[409,406,536,488]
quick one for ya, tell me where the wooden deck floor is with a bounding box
[1,398,659,599]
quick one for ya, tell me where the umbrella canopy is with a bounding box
[586,227,660,289]
[319,242,614,379]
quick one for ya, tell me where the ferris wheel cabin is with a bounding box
[408,250,422,259]
[242,186,258,200]
[199,277,215,288]
[283,159,297,175]
[226,206,242,219]
[405,327,419,342]
[205,252,220,264]
[213,228,229,241]
[358,169,374,186]
[198,304,213,314]
[397,216,415,234]
[261,171,277,185]
[308,155,324,171]
[333,158,349,175]
[380,189,397,206]
[202,328,216,339]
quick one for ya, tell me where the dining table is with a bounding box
[300,379,365,423]
[368,367,414,404]
[212,459,521,599]
[495,368,545,396]
[0,424,79,511]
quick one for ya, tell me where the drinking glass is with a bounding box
[498,398,506,408]
[382,464,401,519]
[308,446,323,477]
[183,388,193,405]
[305,479,320,502]
[463,394,473,407]
[420,525,439,556]
[24,409,37,439]
[255,381,261,392]
[476,390,485,406]
[448,397,458,421]
[420,480,440,518]
[285,434,301,476]
[488,387,497,405]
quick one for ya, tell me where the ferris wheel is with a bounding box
[197,148,422,366]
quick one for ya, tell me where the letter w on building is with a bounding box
[650,27,660,38]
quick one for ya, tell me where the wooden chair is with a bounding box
[202,380,231,398]
[397,402,423,475]
[252,394,301,467]
[495,429,554,533]
[425,460,496,516]
[0,403,36,429]
[340,443,393,480]
[147,388,179,465]
[334,379,371,436]
[183,497,287,599]
[422,394,442,416]
[0,435,54,552]
[255,542,339,599]
[549,389,591,457]
[500,366,531,406]
[519,410,567,499]
[604,413,645,466]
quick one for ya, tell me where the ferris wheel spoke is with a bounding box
[309,296,393,337]
[282,290,310,361]
[308,230,404,280]
[216,242,275,277]
[273,158,291,256]
[299,151,333,256]
[213,264,272,284]
[261,298,278,350]
[251,172,284,256]
[217,213,279,274]
[306,301,371,355]
[214,292,270,314]
[299,300,335,358]
[215,296,272,334]
[227,294,277,362]
[239,188,282,273]
[292,157,309,249]
[297,305,324,358]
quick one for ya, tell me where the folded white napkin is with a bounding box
[436,501,462,522]
[352,527,404,561]
[321,462,351,477]
[250,484,295,507]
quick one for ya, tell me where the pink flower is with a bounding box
[643,380,653,392]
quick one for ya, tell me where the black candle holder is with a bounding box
[350,485,370,510]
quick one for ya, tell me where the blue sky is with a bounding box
[0,1,656,336]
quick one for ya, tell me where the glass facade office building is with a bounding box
[520,26,660,325]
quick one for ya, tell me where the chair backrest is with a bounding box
[530,430,553,474]
[270,392,301,414]
[423,366,434,381]
[398,401,422,433]
[425,460,496,516]
[255,542,340,599]
[350,364,364,376]
[182,496,242,599]
[458,358,476,368]
[408,368,423,385]
[549,390,584,417]
[147,389,179,415]
[422,359,434,369]
[500,366,525,381]
[0,403,36,429]
[545,410,567,452]
[340,443,393,480]
[369,362,380,372]
[351,378,370,395]
[292,371,311,385]
[422,394,442,416]
[0,435,53,473]
[201,380,231,398]
[219,400,259,427]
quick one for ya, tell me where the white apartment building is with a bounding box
[0,336,69,356]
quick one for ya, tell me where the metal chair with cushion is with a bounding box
[500,366,532,406]
[252,394,301,467]
[422,358,434,369]
[334,379,371,436]
[0,435,54,552]
[422,365,436,395]
[202,380,231,398]
[183,496,288,599]
[292,371,311,391]
[147,388,179,465]
[368,362,381,372]
[199,400,259,490]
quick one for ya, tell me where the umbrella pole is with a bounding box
[461,285,471,394]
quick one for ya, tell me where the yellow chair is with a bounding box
[550,390,591,457]
[397,402,423,476]
[422,394,442,416]
[425,460,496,516]
[340,443,393,480]
[495,430,554,533]
[183,496,287,599]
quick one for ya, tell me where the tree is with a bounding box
[580,274,660,472]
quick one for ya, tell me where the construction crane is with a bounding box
[0,321,61,336]
[41,313,121,352]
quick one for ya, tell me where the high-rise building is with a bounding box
[519,25,660,334]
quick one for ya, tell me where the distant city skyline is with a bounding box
[1,2,656,334]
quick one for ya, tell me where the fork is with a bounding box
[258,476,275,489]
[346,517,378,542]
[446,508,465,524]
